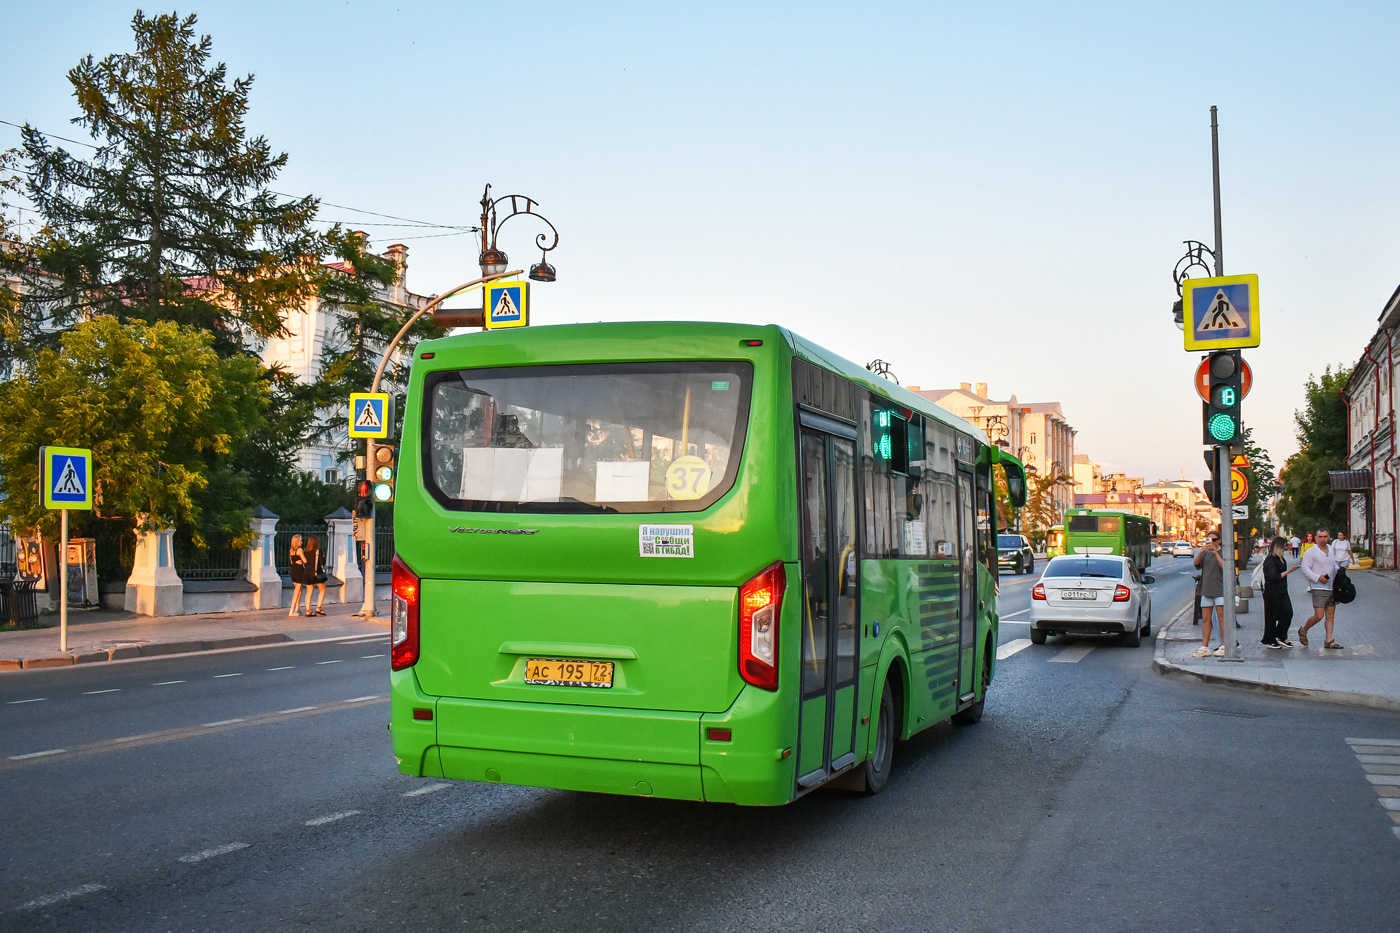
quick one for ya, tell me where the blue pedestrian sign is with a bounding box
[349,392,391,439]
[484,280,529,330]
[1182,273,1261,351]
[41,446,93,510]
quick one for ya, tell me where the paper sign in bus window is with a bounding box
[459,447,563,502]
[595,461,650,501]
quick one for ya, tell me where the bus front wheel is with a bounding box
[859,679,896,795]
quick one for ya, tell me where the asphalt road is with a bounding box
[4,561,1399,932]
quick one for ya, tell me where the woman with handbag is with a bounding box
[304,536,328,616]
[1261,536,1296,648]
[287,534,308,617]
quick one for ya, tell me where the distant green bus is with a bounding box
[388,322,1027,805]
[1063,509,1154,568]
[1045,525,1065,558]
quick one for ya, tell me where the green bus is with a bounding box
[1045,524,1065,558]
[1063,508,1154,569]
[388,322,1027,806]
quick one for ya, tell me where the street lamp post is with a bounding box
[356,184,561,619]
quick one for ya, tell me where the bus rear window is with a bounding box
[422,362,753,513]
[1068,515,1120,534]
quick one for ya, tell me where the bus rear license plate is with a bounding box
[524,659,614,688]
[1061,591,1097,600]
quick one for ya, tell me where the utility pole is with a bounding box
[1211,105,1241,663]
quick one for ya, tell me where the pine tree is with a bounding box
[17,11,320,356]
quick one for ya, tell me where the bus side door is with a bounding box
[795,420,860,787]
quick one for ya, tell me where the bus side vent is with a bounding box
[793,360,859,423]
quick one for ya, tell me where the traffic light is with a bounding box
[1203,349,1242,445]
[1203,479,1221,509]
[371,446,396,503]
[355,479,374,518]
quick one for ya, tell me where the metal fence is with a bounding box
[275,523,328,576]
[174,538,247,582]
[374,529,395,574]
[0,522,14,580]
[91,519,135,585]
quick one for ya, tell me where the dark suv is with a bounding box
[997,534,1035,575]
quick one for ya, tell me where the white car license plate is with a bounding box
[1061,590,1097,600]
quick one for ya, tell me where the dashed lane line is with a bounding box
[404,782,452,797]
[177,842,250,864]
[82,689,121,695]
[305,810,361,826]
[213,673,243,679]
[316,660,344,665]
[996,639,1033,661]
[153,680,185,686]
[6,697,46,704]
[362,654,386,659]
[280,706,318,714]
[16,883,106,911]
[267,666,295,671]
[0,696,387,772]
[1050,644,1098,664]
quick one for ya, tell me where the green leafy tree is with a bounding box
[1277,365,1351,536]
[1020,471,1071,548]
[15,11,320,356]
[0,316,266,545]
[1235,425,1278,540]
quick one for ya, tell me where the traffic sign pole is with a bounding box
[358,436,377,618]
[1217,445,1240,662]
[59,504,67,650]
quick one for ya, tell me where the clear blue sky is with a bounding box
[4,2,1395,486]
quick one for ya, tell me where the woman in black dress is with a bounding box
[304,536,327,616]
[1261,535,1296,648]
[288,534,307,617]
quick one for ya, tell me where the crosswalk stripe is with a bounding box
[1050,644,1097,663]
[996,639,1032,661]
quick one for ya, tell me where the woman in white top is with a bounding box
[1331,531,1355,568]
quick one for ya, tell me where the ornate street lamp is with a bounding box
[478,184,560,282]
[1171,239,1217,330]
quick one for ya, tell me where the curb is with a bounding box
[3,633,292,670]
[1151,601,1400,713]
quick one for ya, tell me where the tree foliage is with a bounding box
[0,317,267,543]
[1276,365,1352,536]
[1235,425,1278,539]
[15,11,320,356]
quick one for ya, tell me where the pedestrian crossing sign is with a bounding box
[1183,273,1261,351]
[484,280,529,330]
[41,446,93,510]
[348,392,391,439]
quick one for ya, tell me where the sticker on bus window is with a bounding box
[640,524,694,558]
[711,381,729,391]
[665,456,712,500]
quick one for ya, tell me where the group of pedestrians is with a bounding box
[287,534,328,617]
[1192,526,1352,658]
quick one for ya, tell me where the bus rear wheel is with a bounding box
[859,679,896,795]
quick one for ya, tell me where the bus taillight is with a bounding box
[391,555,420,670]
[738,562,785,691]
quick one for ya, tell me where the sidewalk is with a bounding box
[1155,561,1400,711]
[0,600,390,670]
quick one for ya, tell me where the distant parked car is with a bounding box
[997,534,1035,575]
[1029,554,1154,647]
[1171,541,1194,558]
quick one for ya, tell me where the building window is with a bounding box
[1030,432,1036,445]
[324,468,340,485]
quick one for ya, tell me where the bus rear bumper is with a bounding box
[391,675,796,806]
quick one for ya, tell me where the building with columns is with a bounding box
[1340,284,1398,568]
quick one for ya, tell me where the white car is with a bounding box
[1029,555,1154,647]
[1171,540,1194,558]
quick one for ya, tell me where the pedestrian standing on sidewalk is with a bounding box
[1300,531,1315,558]
[1192,531,1228,658]
[1261,536,1296,648]
[1290,534,1301,558]
[1298,527,1342,649]
[288,534,308,617]
[304,535,327,616]
[1332,531,1355,568]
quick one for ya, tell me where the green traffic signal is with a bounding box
[1203,349,1243,446]
[1207,411,1238,442]
[373,482,394,502]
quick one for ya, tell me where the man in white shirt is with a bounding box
[1289,534,1301,558]
[1298,527,1341,649]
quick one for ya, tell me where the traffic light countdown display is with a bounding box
[1203,349,1242,445]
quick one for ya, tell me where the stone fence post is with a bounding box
[247,505,283,609]
[325,507,363,604]
[124,517,184,616]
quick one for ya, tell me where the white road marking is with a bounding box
[17,883,106,911]
[344,695,380,703]
[266,666,295,671]
[1349,738,1400,747]
[203,718,246,727]
[213,673,243,679]
[316,660,344,665]
[1358,755,1400,765]
[361,654,386,659]
[1365,774,1400,786]
[305,810,361,826]
[6,697,46,704]
[1050,644,1098,663]
[338,635,389,643]
[281,706,318,714]
[1002,609,1029,618]
[1381,798,1400,811]
[178,841,250,863]
[998,619,1030,625]
[153,680,186,686]
[404,782,452,797]
[996,639,1033,661]
[8,749,66,760]
[83,688,121,695]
